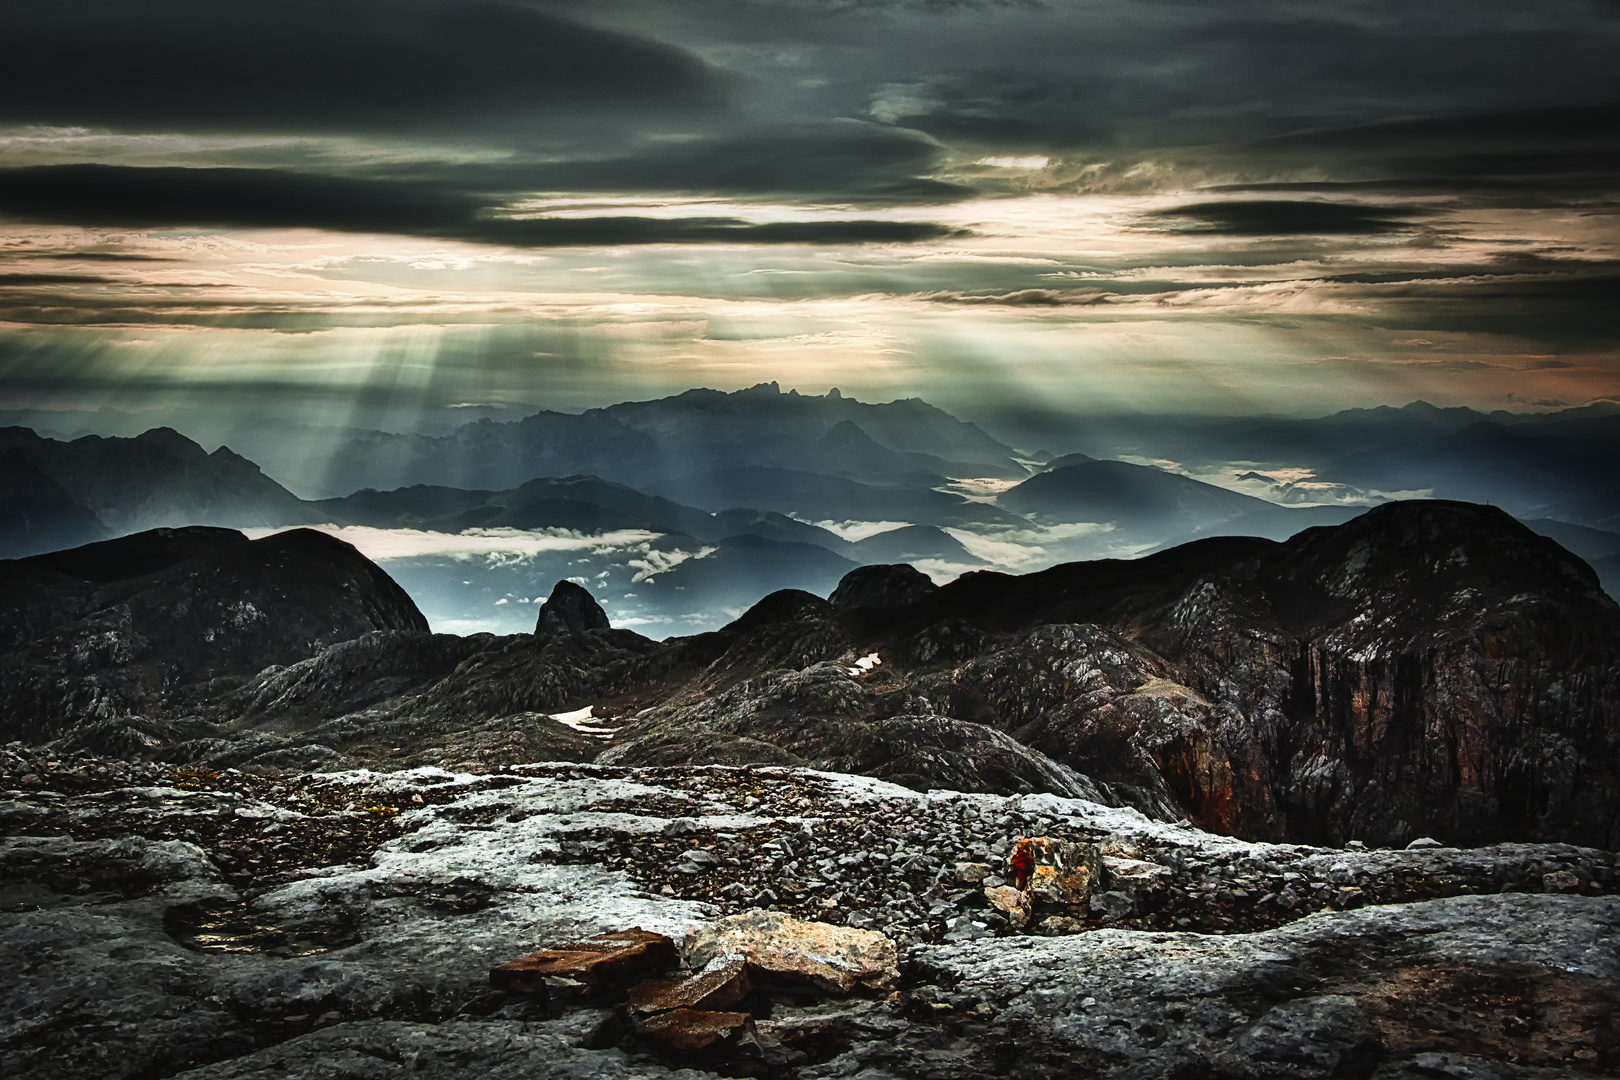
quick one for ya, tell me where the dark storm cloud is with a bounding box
[0,273,116,285]
[0,166,479,234]
[853,8,1620,152]
[1213,104,1620,203]
[1143,201,1426,236]
[10,252,178,263]
[496,125,970,202]
[382,122,972,202]
[1341,268,1620,349]
[0,0,723,134]
[0,165,959,247]
[1257,103,1620,156]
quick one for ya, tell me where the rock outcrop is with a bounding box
[535,579,613,636]
[617,500,1620,849]
[0,527,428,748]
[1,749,1614,1079]
[829,563,940,613]
[6,501,1617,850]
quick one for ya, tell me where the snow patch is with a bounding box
[549,705,618,736]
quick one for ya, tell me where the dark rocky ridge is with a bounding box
[3,501,1618,854]
[0,526,427,749]
[605,501,1620,850]
[3,502,1619,1079]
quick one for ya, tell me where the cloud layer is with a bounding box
[0,0,1616,419]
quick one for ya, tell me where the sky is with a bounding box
[1,0,1618,436]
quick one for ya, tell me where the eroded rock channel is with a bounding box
[3,748,1616,1079]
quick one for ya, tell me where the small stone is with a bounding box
[955,862,993,884]
[943,915,992,943]
[1542,870,1581,893]
[1089,891,1134,919]
[1101,856,1171,893]
[623,961,752,1021]
[1020,838,1102,905]
[490,929,678,996]
[1406,837,1444,850]
[983,885,1032,929]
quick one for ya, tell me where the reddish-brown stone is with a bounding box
[1014,837,1101,906]
[489,928,678,995]
[637,1008,758,1057]
[623,960,752,1020]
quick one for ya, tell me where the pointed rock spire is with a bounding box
[535,579,612,636]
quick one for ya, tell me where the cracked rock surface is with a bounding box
[3,750,1615,1079]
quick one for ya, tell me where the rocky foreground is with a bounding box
[3,748,1615,1079]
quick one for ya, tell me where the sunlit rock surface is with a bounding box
[1,750,1615,1079]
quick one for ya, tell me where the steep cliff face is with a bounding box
[1124,503,1620,848]
[616,502,1620,847]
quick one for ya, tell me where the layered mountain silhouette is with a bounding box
[322,382,1025,495]
[998,458,1271,532]
[5,389,1619,641]
[0,425,318,543]
[0,448,108,558]
[5,500,1616,851]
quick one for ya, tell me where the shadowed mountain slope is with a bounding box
[321,384,1024,495]
[0,526,427,749]
[998,458,1272,531]
[615,501,1620,849]
[4,502,1615,852]
[0,426,317,532]
[0,448,108,558]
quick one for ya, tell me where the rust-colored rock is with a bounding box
[623,960,752,1021]
[684,909,898,993]
[637,1008,759,1058]
[984,884,1032,929]
[1012,837,1100,905]
[489,928,678,995]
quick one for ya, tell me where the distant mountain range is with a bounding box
[3,389,1618,613]
[1000,458,1273,534]
[973,398,1620,464]
[322,382,1026,496]
[0,425,320,557]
